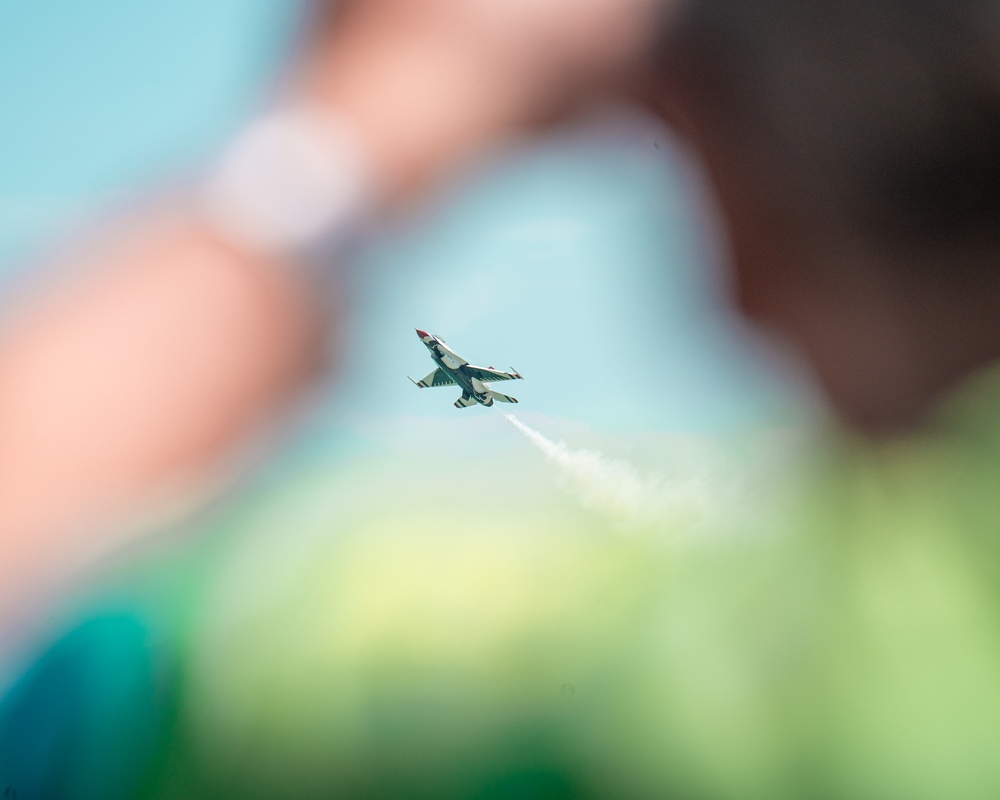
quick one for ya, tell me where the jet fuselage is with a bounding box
[425,338,494,406]
[411,329,522,408]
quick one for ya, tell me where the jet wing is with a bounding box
[464,366,522,383]
[412,368,457,388]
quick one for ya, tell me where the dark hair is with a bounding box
[660,0,1000,255]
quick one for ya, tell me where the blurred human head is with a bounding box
[652,0,1000,434]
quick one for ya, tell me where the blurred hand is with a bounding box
[330,0,662,83]
[303,0,667,197]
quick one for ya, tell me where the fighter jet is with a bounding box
[409,329,523,408]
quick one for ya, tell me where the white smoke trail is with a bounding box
[504,414,715,532]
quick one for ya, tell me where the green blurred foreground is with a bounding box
[5,373,1000,799]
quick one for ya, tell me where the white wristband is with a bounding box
[202,106,378,256]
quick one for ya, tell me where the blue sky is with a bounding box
[0,0,298,264]
[0,0,813,475]
[333,121,804,436]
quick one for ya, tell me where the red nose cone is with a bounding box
[415,329,430,339]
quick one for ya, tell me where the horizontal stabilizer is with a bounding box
[489,390,518,404]
[454,391,478,408]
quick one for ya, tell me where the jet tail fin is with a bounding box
[454,391,477,408]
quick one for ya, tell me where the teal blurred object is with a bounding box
[0,614,166,799]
